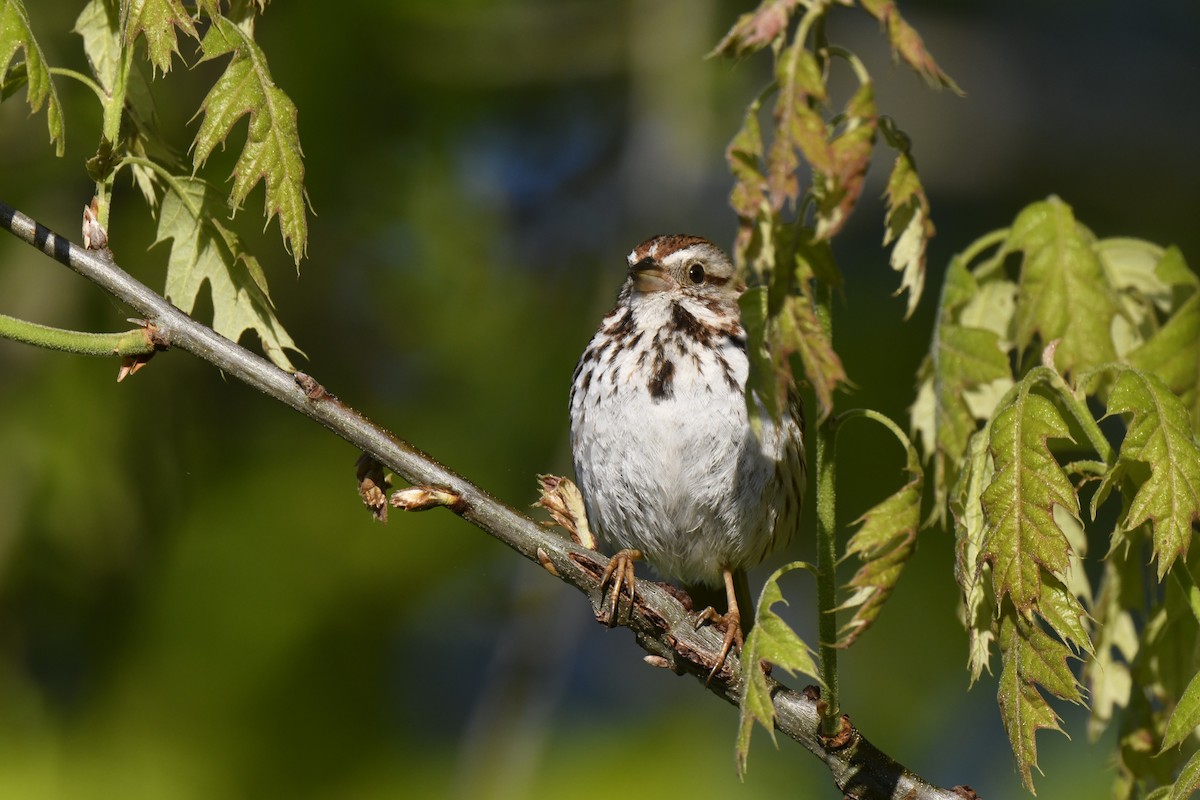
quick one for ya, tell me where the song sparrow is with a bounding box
[569,234,806,677]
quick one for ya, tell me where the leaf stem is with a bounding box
[962,228,1010,280]
[813,281,840,734]
[48,67,106,102]
[0,312,154,356]
[94,43,135,230]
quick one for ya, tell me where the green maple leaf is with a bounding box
[193,15,308,265]
[950,428,996,683]
[735,562,821,778]
[997,608,1083,794]
[1129,290,1200,432]
[154,176,300,370]
[836,411,922,647]
[1008,196,1122,376]
[1103,369,1200,578]
[0,0,64,155]
[123,0,196,74]
[980,383,1078,612]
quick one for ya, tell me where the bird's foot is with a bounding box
[695,605,743,685]
[598,548,642,626]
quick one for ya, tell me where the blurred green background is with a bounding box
[1,1,1197,797]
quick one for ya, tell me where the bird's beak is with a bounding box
[630,258,669,294]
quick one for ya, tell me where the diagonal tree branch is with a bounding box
[0,199,971,800]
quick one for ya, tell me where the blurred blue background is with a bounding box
[0,1,1197,797]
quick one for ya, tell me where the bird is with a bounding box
[569,234,806,679]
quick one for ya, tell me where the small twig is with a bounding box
[0,199,968,800]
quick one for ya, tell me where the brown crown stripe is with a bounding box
[628,234,713,264]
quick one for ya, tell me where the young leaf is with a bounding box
[1104,369,1200,578]
[882,149,934,319]
[768,36,830,210]
[836,411,922,647]
[154,176,301,371]
[1008,196,1122,376]
[726,98,766,221]
[736,561,821,778]
[951,428,996,683]
[710,0,802,58]
[776,293,846,420]
[980,383,1078,612]
[857,0,961,93]
[813,83,877,241]
[0,0,65,155]
[194,16,309,265]
[123,0,197,74]
[997,607,1083,794]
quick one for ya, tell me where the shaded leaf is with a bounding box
[1169,750,1200,800]
[736,561,820,778]
[1008,196,1121,376]
[776,293,846,420]
[1129,290,1200,432]
[123,0,196,74]
[1162,666,1200,753]
[767,37,829,210]
[882,148,934,318]
[194,15,308,264]
[1082,557,1137,742]
[0,0,65,155]
[1104,369,1200,578]
[857,0,961,92]
[836,413,921,647]
[154,176,300,370]
[813,83,877,241]
[740,286,779,428]
[981,384,1077,612]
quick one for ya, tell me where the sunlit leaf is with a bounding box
[123,0,197,74]
[951,428,995,683]
[980,383,1078,612]
[710,0,802,58]
[154,176,301,370]
[881,148,934,318]
[1008,196,1121,376]
[997,608,1082,794]
[857,0,961,93]
[837,411,921,647]
[1104,369,1200,578]
[1036,570,1090,654]
[74,0,120,91]
[0,0,65,155]
[736,561,820,778]
[194,15,309,265]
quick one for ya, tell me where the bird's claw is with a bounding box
[696,606,743,685]
[598,548,642,626]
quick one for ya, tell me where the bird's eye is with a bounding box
[687,263,706,284]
